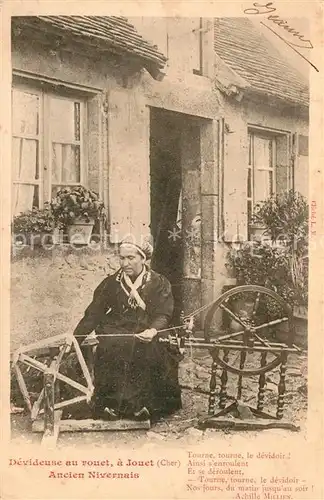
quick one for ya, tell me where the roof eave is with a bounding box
[243,87,309,113]
[12,16,167,81]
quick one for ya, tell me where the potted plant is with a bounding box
[50,186,105,245]
[227,241,298,304]
[227,190,308,317]
[253,190,308,313]
[12,204,62,246]
[252,190,308,252]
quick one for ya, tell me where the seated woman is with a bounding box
[73,237,182,421]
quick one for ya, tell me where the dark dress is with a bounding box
[73,268,182,419]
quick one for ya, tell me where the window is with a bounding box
[190,17,203,75]
[12,89,42,215]
[247,131,279,238]
[247,128,293,238]
[248,132,276,209]
[12,84,86,216]
[50,96,84,194]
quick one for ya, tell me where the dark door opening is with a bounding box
[150,108,183,323]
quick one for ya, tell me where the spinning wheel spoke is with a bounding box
[217,330,245,342]
[252,332,271,348]
[219,303,249,330]
[31,389,45,420]
[252,292,261,318]
[254,317,289,331]
[13,363,32,412]
[252,332,281,360]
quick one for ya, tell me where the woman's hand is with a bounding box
[134,328,157,343]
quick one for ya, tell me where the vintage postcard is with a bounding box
[0,0,323,499]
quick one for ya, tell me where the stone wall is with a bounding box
[10,245,120,351]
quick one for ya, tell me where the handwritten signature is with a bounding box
[244,2,318,72]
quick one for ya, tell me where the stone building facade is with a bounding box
[11,16,309,347]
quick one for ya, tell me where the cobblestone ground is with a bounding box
[10,349,307,449]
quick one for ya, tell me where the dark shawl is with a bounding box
[74,268,182,418]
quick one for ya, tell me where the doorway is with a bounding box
[149,107,202,324]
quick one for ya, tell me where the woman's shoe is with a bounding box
[133,406,150,421]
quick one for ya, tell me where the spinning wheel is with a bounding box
[204,285,295,376]
[201,285,300,427]
[11,334,151,447]
[11,285,303,445]
[11,334,94,422]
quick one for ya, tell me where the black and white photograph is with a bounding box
[1,3,323,499]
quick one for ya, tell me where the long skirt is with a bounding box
[92,334,182,419]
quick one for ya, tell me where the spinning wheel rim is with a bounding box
[204,285,295,376]
[210,348,284,375]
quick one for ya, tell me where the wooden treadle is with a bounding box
[198,416,300,432]
[32,418,151,433]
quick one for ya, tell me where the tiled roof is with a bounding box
[12,16,167,79]
[214,18,309,107]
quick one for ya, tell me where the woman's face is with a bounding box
[119,245,145,278]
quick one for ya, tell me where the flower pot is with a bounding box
[67,217,95,245]
[250,224,268,242]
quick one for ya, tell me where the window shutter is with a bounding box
[12,88,41,214]
[190,18,202,74]
[294,134,309,197]
[223,117,248,242]
[276,134,291,194]
[108,89,150,245]
[298,134,309,156]
[87,95,102,195]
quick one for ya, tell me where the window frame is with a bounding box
[248,132,277,205]
[12,84,44,211]
[247,126,291,239]
[44,91,87,201]
[12,80,88,214]
[191,17,203,76]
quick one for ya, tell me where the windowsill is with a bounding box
[11,230,115,255]
[11,240,118,261]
